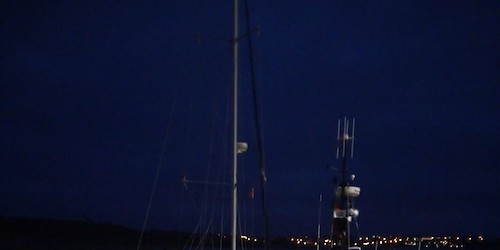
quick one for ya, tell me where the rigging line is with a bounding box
[354,217,360,238]
[239,156,254,240]
[244,0,270,248]
[198,219,213,249]
[204,80,226,236]
[183,185,201,249]
[177,101,195,249]
[209,80,232,233]
[251,188,255,250]
[190,80,224,248]
[238,206,245,250]
[137,84,180,250]
[215,92,231,250]
[219,209,225,250]
[177,175,187,249]
[239,155,247,237]
[217,91,231,242]
[184,217,199,249]
[184,180,207,248]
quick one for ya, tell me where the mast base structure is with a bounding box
[331,117,361,250]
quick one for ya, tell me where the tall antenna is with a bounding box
[351,118,355,159]
[336,117,355,160]
[332,117,357,250]
[336,119,341,158]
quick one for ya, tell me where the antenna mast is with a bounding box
[332,117,359,250]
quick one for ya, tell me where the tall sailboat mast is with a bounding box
[231,0,239,249]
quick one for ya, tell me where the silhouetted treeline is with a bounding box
[0,216,191,249]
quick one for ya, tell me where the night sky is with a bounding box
[1,0,499,238]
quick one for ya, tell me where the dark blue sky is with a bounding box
[1,0,499,238]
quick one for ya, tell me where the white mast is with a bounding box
[232,0,239,249]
